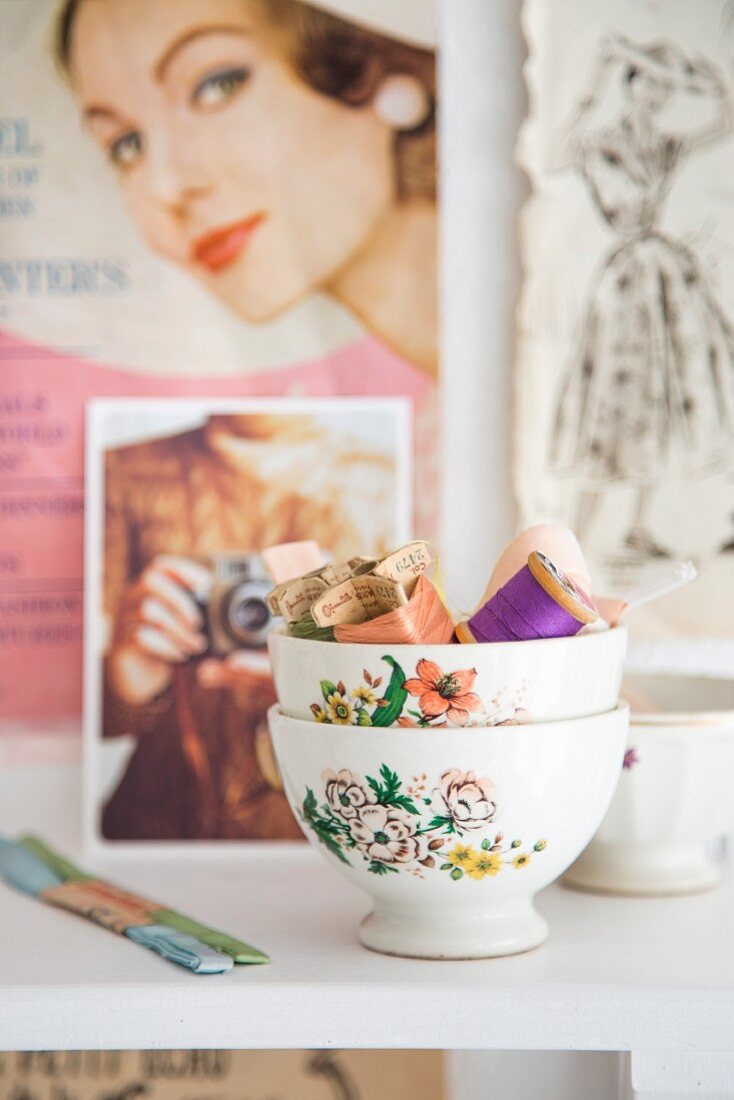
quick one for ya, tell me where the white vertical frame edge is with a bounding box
[438,0,527,613]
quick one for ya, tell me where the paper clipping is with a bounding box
[517,0,734,636]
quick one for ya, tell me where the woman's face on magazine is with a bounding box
[73,0,394,322]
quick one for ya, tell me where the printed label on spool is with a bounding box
[266,586,285,615]
[311,579,364,626]
[348,557,378,576]
[373,541,432,596]
[320,559,355,587]
[267,557,369,614]
[311,573,407,626]
[278,575,329,624]
[353,573,407,614]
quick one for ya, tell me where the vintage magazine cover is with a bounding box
[517,0,734,638]
[0,0,438,737]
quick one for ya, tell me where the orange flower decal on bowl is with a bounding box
[404,660,481,726]
[308,656,529,727]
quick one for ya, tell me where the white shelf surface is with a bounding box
[1,763,734,1054]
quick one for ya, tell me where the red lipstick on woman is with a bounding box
[192,215,264,271]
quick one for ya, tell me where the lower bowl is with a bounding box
[564,676,734,896]
[268,703,629,958]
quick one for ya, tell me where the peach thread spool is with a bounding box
[456,551,598,644]
[481,525,592,607]
[261,541,326,585]
[334,575,456,645]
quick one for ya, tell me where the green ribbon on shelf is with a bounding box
[19,834,269,965]
[20,835,94,882]
[150,909,268,964]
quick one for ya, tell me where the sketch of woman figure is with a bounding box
[551,34,734,558]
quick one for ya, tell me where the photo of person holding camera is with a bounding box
[101,408,402,840]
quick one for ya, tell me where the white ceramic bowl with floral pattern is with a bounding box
[267,626,627,728]
[564,675,734,896]
[268,702,629,958]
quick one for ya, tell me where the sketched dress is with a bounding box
[552,119,734,486]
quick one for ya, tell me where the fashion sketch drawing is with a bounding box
[549,33,734,559]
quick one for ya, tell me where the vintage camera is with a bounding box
[201,554,275,653]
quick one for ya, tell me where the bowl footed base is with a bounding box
[563,841,721,897]
[358,898,549,960]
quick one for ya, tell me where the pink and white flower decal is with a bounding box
[434,769,498,833]
[300,763,545,880]
[323,769,376,820]
[348,804,425,865]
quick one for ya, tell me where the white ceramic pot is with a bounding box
[268,703,629,959]
[268,626,627,727]
[564,676,734,896]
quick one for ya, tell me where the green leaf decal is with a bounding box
[300,787,352,865]
[356,708,372,727]
[366,774,382,800]
[367,861,399,875]
[320,680,338,702]
[362,763,417,813]
[371,656,408,726]
[424,815,455,834]
[379,764,401,799]
[388,794,419,815]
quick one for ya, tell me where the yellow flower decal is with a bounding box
[465,852,502,879]
[445,843,476,867]
[512,852,531,869]
[313,708,327,723]
[326,692,357,725]
[352,685,378,707]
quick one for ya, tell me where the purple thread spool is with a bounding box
[459,552,598,644]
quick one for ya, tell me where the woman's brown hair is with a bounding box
[54,0,436,200]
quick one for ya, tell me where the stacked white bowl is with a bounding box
[564,672,734,896]
[267,626,629,958]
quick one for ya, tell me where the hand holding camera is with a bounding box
[106,555,211,706]
[107,553,275,708]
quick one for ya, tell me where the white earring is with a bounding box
[373,74,431,130]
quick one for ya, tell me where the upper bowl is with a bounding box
[268,625,627,727]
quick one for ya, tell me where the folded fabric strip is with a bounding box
[0,837,62,895]
[1,837,232,974]
[20,835,94,882]
[20,834,269,964]
[126,925,233,974]
[149,909,269,964]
